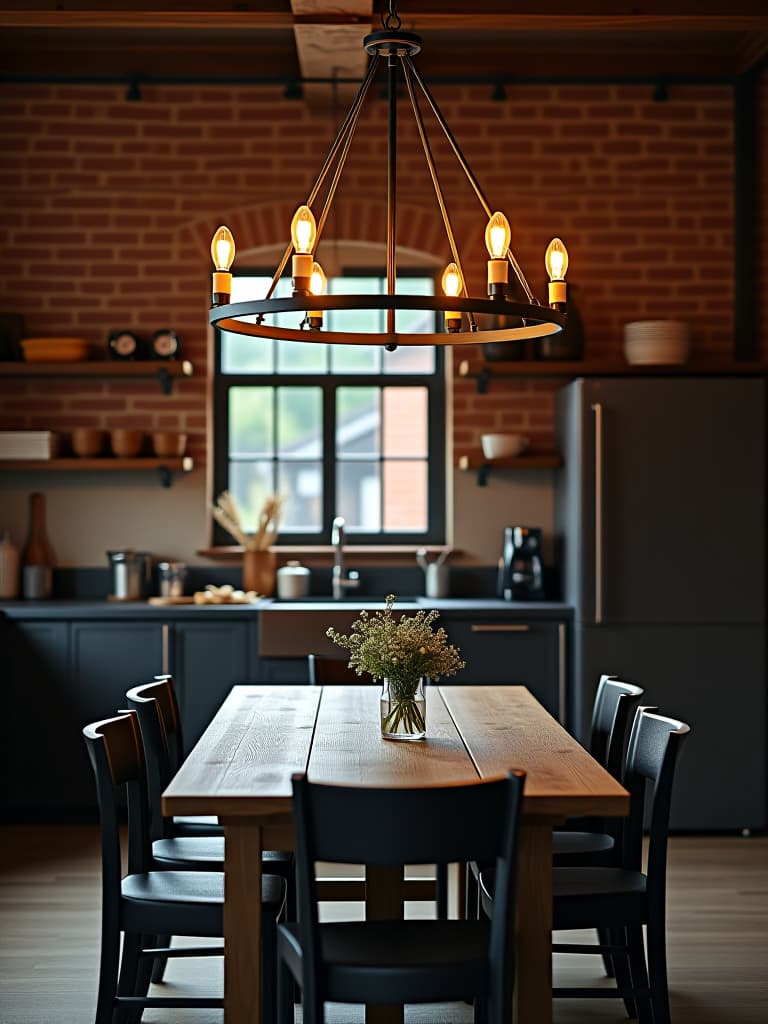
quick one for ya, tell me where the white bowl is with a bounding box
[623,320,690,365]
[481,433,529,459]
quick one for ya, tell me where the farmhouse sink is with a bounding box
[259,597,421,656]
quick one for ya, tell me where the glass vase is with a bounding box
[380,677,426,740]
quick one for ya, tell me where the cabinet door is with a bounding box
[3,619,73,819]
[443,618,566,721]
[70,622,163,815]
[170,620,250,748]
[578,623,766,830]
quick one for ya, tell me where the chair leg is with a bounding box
[115,932,142,1024]
[149,933,171,983]
[277,957,296,1024]
[465,861,479,921]
[598,925,615,977]
[94,915,121,1024]
[436,863,449,919]
[262,911,278,1024]
[607,926,637,1021]
[646,914,672,1024]
[626,924,653,1024]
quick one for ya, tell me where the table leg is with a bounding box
[223,819,263,1024]
[514,822,553,1024]
[365,864,404,1024]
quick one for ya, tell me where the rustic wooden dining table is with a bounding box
[162,684,628,1024]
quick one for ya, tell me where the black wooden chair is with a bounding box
[83,711,286,1024]
[307,653,372,685]
[277,770,525,1024]
[478,707,690,1024]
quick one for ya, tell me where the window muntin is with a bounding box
[214,270,445,546]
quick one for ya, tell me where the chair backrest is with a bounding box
[307,653,373,685]
[291,770,525,1016]
[589,674,645,779]
[124,676,183,839]
[83,712,153,904]
[620,708,690,890]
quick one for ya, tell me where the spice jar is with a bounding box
[276,560,311,599]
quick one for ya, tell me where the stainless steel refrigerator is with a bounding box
[555,377,766,830]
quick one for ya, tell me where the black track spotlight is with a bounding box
[652,80,668,103]
[125,76,142,102]
[491,80,507,102]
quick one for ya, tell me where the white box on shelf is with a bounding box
[0,431,60,459]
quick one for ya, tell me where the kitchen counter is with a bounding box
[0,596,572,619]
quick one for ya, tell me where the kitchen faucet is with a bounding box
[331,515,360,599]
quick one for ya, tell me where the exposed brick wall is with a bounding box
[0,77,764,467]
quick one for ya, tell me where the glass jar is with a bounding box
[380,677,426,740]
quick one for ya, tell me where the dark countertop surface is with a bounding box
[0,597,573,619]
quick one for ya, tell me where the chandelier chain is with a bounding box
[383,0,402,31]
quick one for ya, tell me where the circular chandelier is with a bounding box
[209,1,569,351]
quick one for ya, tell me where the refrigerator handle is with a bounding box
[591,401,604,624]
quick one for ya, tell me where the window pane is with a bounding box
[221,332,274,374]
[277,388,322,458]
[229,460,274,533]
[229,387,273,456]
[276,337,328,374]
[278,462,323,533]
[330,342,380,374]
[383,460,428,532]
[337,387,380,457]
[383,387,427,457]
[337,461,381,532]
[383,344,435,374]
[327,275,383,337]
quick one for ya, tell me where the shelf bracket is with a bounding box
[157,465,172,488]
[477,463,490,487]
[156,367,172,395]
[476,367,491,394]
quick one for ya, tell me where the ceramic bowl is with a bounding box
[151,431,188,458]
[71,427,105,458]
[480,433,529,459]
[109,428,144,457]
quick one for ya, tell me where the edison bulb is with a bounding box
[291,205,317,255]
[545,237,568,282]
[485,211,511,295]
[210,226,235,272]
[441,262,463,333]
[210,225,235,306]
[310,261,326,296]
[545,237,569,306]
[485,212,511,260]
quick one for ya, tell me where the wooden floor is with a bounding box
[0,827,766,1023]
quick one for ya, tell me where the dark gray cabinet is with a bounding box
[438,616,567,722]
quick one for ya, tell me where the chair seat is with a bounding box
[551,829,615,863]
[279,919,492,1004]
[122,870,285,936]
[152,835,293,877]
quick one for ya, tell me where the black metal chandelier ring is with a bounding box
[210,295,566,348]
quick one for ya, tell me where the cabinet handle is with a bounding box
[592,401,604,624]
[161,623,172,675]
[470,624,530,633]
[557,622,566,725]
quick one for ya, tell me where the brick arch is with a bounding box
[182,196,480,270]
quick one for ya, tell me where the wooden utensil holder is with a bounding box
[242,549,276,596]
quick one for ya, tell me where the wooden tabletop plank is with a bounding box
[308,685,479,786]
[163,686,320,817]
[439,685,629,819]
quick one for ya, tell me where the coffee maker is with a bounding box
[497,526,545,601]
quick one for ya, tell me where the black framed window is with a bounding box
[212,269,446,546]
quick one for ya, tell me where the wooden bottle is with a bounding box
[21,492,55,599]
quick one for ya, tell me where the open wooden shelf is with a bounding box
[457,358,768,392]
[0,359,193,393]
[457,451,563,486]
[0,455,194,487]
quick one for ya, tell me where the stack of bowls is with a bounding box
[623,321,690,365]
